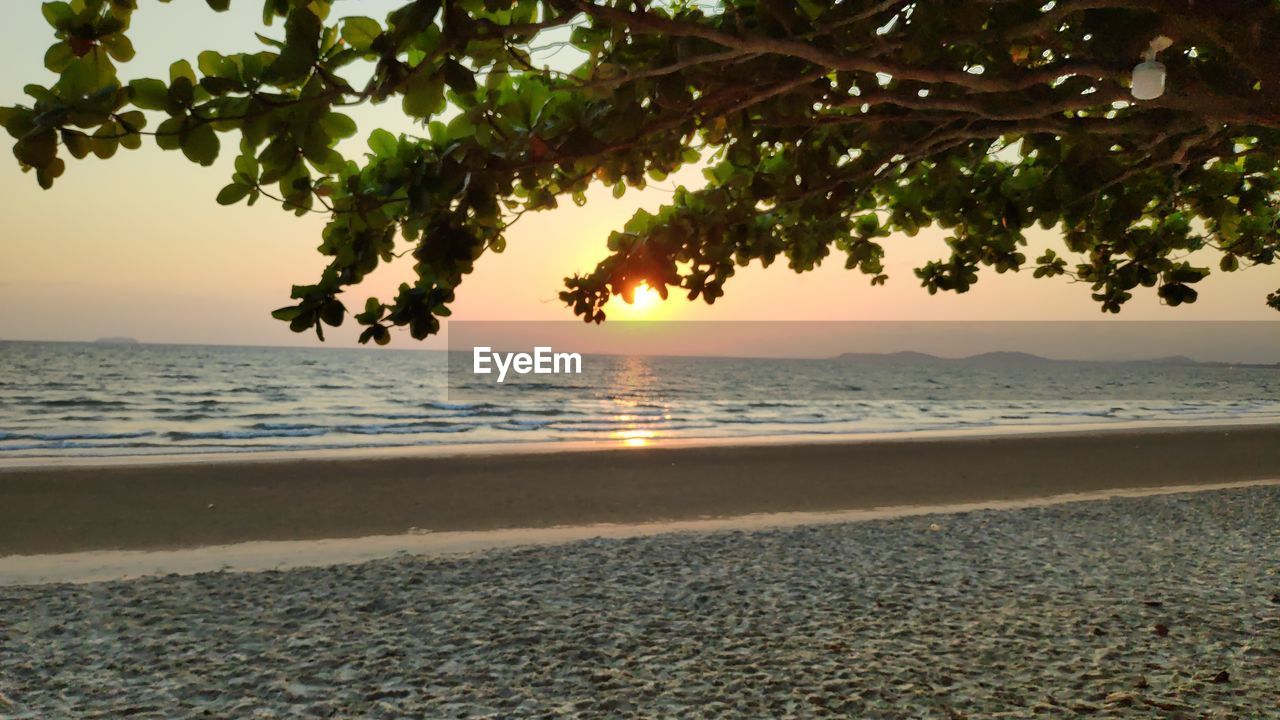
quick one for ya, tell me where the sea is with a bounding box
[1,340,1277,460]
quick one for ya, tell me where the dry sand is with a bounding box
[2,483,1278,717]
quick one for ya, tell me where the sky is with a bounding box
[1,2,1278,351]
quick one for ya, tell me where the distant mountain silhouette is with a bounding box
[963,351,1054,365]
[1128,355,1199,366]
[832,350,1275,368]
[832,350,947,364]
[833,350,1054,365]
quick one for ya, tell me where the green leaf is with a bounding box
[170,59,197,85]
[91,123,120,159]
[367,128,397,157]
[795,0,824,19]
[254,32,285,49]
[36,157,65,189]
[320,300,345,327]
[234,153,260,179]
[61,129,91,159]
[206,0,231,10]
[401,71,445,119]
[200,76,241,96]
[128,78,170,110]
[271,305,303,321]
[319,112,357,140]
[268,8,322,82]
[340,16,381,52]
[168,77,194,108]
[116,111,146,134]
[23,84,58,105]
[13,128,57,168]
[41,2,74,29]
[443,58,477,94]
[446,113,474,139]
[101,35,135,63]
[359,325,391,345]
[56,56,105,97]
[198,50,236,79]
[0,107,37,139]
[217,183,252,205]
[181,124,220,166]
[44,42,74,72]
[155,117,184,150]
[524,80,551,124]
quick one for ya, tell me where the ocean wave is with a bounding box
[448,406,517,417]
[545,422,673,432]
[150,409,221,421]
[514,407,580,416]
[337,421,475,436]
[492,421,549,432]
[249,422,325,431]
[541,416,679,428]
[31,397,132,408]
[167,428,329,441]
[427,401,497,411]
[718,415,834,425]
[0,442,48,452]
[511,382,598,392]
[1,430,159,441]
[0,439,171,451]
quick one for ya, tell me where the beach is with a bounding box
[3,425,1279,717]
[2,481,1278,717]
[4,0,1280,710]
[3,424,1280,555]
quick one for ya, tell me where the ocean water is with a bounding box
[1,341,1277,460]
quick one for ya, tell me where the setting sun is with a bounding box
[608,282,667,318]
[630,284,662,311]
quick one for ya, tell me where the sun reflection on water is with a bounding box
[617,429,657,447]
[606,356,665,447]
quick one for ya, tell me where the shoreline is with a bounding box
[2,415,1278,469]
[3,477,1277,586]
[3,422,1280,556]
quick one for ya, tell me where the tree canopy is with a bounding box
[4,0,1280,342]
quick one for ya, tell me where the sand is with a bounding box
[1,484,1277,718]
[3,424,1280,555]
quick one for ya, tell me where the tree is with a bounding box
[4,0,1279,343]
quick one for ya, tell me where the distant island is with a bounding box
[832,350,1277,369]
[93,337,140,345]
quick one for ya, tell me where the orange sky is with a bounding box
[1,3,1277,347]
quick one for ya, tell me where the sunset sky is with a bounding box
[1,2,1278,348]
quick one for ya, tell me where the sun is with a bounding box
[629,283,662,311]
[610,282,665,318]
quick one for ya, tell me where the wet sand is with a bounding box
[2,423,1279,556]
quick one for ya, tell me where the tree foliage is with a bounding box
[4,0,1280,342]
